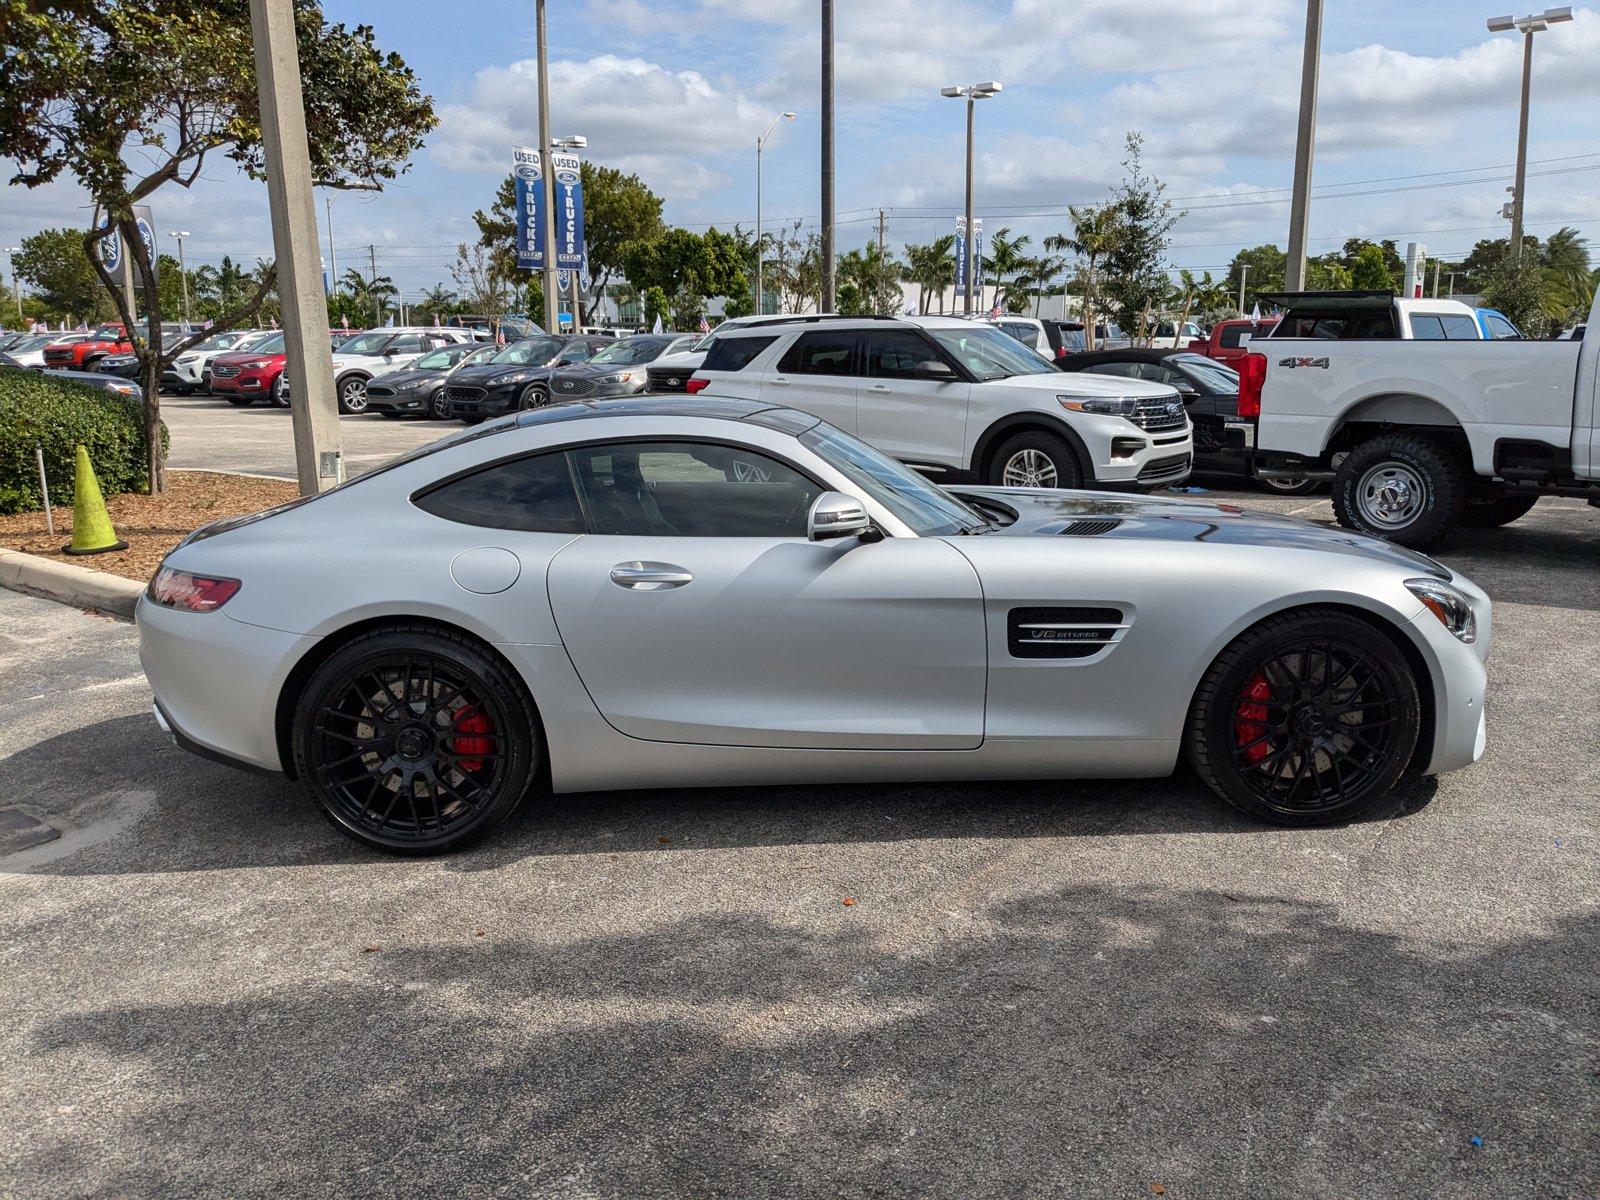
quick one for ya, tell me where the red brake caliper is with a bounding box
[451,706,495,772]
[1234,670,1274,765]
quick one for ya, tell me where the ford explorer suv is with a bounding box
[163,329,272,394]
[687,316,1193,491]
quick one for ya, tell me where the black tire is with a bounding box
[1186,609,1421,826]
[1257,475,1321,497]
[428,387,451,420]
[337,374,369,414]
[987,429,1084,490]
[1332,435,1466,548]
[1459,491,1538,529]
[518,382,549,411]
[270,375,288,407]
[291,626,542,855]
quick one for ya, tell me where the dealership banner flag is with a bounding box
[954,216,967,298]
[513,147,586,272]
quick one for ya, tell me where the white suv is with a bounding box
[687,316,1193,491]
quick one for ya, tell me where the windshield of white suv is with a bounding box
[490,336,565,365]
[801,423,987,536]
[925,325,1054,380]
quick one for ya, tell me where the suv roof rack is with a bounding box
[724,314,904,331]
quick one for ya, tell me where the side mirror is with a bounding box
[912,359,956,380]
[807,491,874,542]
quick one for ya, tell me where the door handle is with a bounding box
[768,376,790,386]
[868,384,890,391]
[609,561,693,590]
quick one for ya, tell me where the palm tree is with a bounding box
[902,236,956,315]
[1046,204,1119,348]
[342,267,398,324]
[983,227,1033,313]
[1166,268,1219,340]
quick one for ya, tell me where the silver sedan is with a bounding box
[138,397,1491,854]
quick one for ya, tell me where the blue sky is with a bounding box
[5,1,1598,300]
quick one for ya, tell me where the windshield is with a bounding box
[801,423,986,536]
[247,333,286,354]
[339,331,397,356]
[196,332,245,352]
[12,335,53,352]
[588,337,670,366]
[925,325,1055,381]
[91,325,125,340]
[414,347,467,371]
[1169,354,1239,393]
[491,336,564,365]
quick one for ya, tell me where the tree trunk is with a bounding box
[141,357,165,494]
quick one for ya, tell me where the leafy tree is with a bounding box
[1225,244,1286,314]
[1305,254,1353,292]
[902,236,955,315]
[413,283,461,324]
[448,245,513,336]
[10,228,116,322]
[1,0,435,489]
[1347,243,1393,291]
[1481,246,1551,336]
[1046,203,1119,346]
[836,241,902,316]
[1099,133,1180,344]
[983,227,1033,313]
[622,226,748,313]
[642,286,669,328]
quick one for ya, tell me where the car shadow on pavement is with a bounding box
[11,882,1591,1197]
[1437,519,1600,613]
[2,713,1437,877]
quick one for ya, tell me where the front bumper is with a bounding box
[1405,573,1492,776]
[210,369,276,396]
[365,388,432,413]
[443,388,521,419]
[1076,413,1195,492]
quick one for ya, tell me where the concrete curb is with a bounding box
[0,547,143,619]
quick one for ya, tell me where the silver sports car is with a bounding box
[138,397,1491,854]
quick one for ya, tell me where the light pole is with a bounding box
[756,111,796,316]
[551,134,587,331]
[168,230,191,325]
[3,247,20,323]
[940,81,1002,315]
[1284,0,1323,291]
[534,0,560,332]
[820,0,835,313]
[1238,263,1250,316]
[1487,7,1573,262]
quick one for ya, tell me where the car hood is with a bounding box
[999,370,1177,398]
[951,486,1450,577]
[553,360,653,380]
[648,349,706,371]
[371,365,446,388]
[447,361,557,385]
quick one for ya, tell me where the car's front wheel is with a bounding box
[270,375,288,407]
[1186,610,1421,826]
[291,626,542,855]
[337,375,369,414]
[429,388,452,420]
[518,382,549,411]
[988,429,1084,490]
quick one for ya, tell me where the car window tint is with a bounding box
[1089,362,1141,379]
[569,441,821,537]
[703,336,778,372]
[1485,314,1520,340]
[865,330,938,379]
[1411,315,1447,340]
[414,453,583,533]
[1441,315,1479,340]
[778,331,857,376]
[386,334,424,354]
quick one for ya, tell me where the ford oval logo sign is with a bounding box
[1167,399,1182,415]
[514,164,539,182]
[555,169,579,186]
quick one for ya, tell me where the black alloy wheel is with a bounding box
[292,627,541,854]
[429,387,451,420]
[1187,610,1420,825]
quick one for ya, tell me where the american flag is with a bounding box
[341,315,349,330]
[433,313,440,327]
[988,302,1002,319]
[76,320,89,331]
[698,314,710,333]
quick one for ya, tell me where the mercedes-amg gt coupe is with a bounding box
[139,397,1491,855]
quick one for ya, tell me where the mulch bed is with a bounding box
[0,470,299,583]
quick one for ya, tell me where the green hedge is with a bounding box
[0,367,167,515]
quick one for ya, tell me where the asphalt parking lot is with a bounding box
[1,394,1597,1197]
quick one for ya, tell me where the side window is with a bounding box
[557,342,593,364]
[1411,315,1447,340]
[778,331,858,376]
[387,334,424,354]
[569,441,822,537]
[1220,325,1248,348]
[1441,315,1480,340]
[1088,362,1141,379]
[414,453,584,533]
[1484,314,1521,340]
[702,336,778,372]
[865,330,940,379]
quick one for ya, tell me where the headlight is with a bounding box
[176,355,197,365]
[598,371,637,384]
[1058,395,1139,419]
[238,359,270,369]
[1405,578,1476,644]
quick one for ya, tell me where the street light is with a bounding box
[1486,6,1573,261]
[168,230,191,325]
[941,81,1001,315]
[2,247,20,323]
[756,111,796,316]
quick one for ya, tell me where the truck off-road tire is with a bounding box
[1332,435,1466,548]
[1186,609,1421,827]
[1459,491,1538,529]
[987,429,1084,490]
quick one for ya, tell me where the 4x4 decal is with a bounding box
[1277,356,1330,369]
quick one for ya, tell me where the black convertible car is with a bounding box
[1057,348,1318,495]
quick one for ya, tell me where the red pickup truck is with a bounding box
[1186,318,1278,366]
[43,323,133,369]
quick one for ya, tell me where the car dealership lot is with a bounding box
[1,435,1595,1195]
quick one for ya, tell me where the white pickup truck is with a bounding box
[1246,289,1598,547]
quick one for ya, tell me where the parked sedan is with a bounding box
[90,332,188,380]
[1058,348,1319,495]
[2,351,142,398]
[364,343,499,419]
[544,333,698,402]
[438,335,611,422]
[141,396,1491,856]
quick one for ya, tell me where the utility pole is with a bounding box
[1431,259,1442,298]
[1447,271,1461,297]
[1487,9,1573,262]
[248,0,341,495]
[755,111,795,318]
[3,248,21,322]
[325,195,337,293]
[1283,0,1323,292]
[1239,263,1250,316]
[819,0,835,313]
[535,0,560,331]
[367,244,379,324]
[168,231,191,324]
[876,209,887,314]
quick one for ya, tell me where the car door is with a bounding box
[854,329,972,471]
[545,439,987,749]
[761,330,861,432]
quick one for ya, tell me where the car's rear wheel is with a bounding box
[1332,435,1465,548]
[1459,490,1538,529]
[291,627,541,855]
[337,375,369,414]
[988,430,1083,490]
[1257,475,1321,497]
[1186,610,1421,826]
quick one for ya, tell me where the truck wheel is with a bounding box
[988,430,1084,490]
[1332,435,1465,549]
[1460,491,1538,529]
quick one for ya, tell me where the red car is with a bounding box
[43,323,132,369]
[208,331,287,406]
[1186,318,1278,366]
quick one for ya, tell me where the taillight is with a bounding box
[1055,346,1067,358]
[685,376,710,394]
[146,566,241,612]
[1237,351,1267,419]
